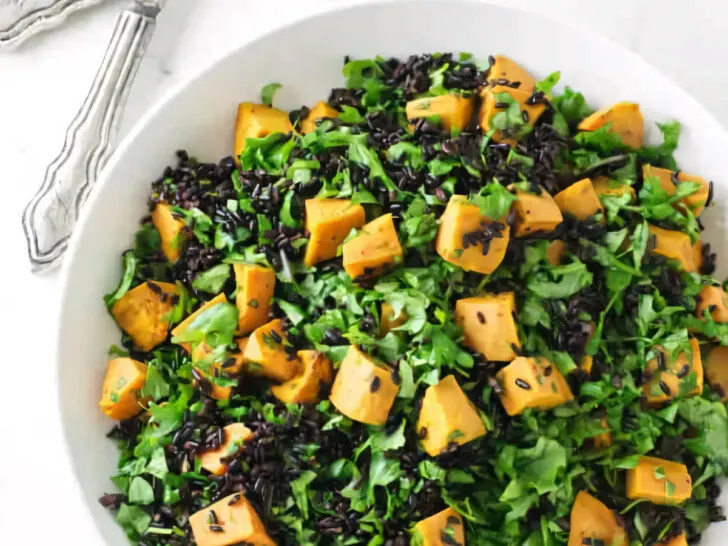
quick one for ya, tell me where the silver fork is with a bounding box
[21,0,167,273]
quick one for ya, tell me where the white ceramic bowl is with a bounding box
[58,1,728,543]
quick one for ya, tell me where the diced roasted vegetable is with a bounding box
[696,285,728,322]
[626,456,692,505]
[479,85,546,144]
[648,224,697,272]
[545,240,567,266]
[271,350,333,405]
[189,493,277,546]
[380,302,407,335]
[593,176,636,200]
[304,199,366,267]
[244,319,301,382]
[111,281,178,352]
[663,534,688,546]
[496,356,573,415]
[172,293,229,353]
[592,418,612,449]
[300,101,339,134]
[643,164,711,216]
[329,345,399,425]
[99,358,148,421]
[191,337,248,377]
[152,203,189,263]
[436,195,510,274]
[553,178,604,220]
[486,54,536,90]
[414,507,465,546]
[417,375,486,456]
[342,213,403,280]
[511,184,563,237]
[577,101,644,149]
[405,94,475,132]
[567,491,627,546]
[456,292,521,361]
[198,423,253,476]
[234,103,293,159]
[704,345,728,400]
[233,264,275,334]
[643,338,703,404]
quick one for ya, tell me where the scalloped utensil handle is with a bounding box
[21,4,159,274]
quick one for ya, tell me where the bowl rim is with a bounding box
[55,0,728,541]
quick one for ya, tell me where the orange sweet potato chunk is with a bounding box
[626,456,692,505]
[99,358,148,421]
[233,264,275,335]
[643,338,703,404]
[705,345,728,401]
[380,302,407,335]
[244,319,301,382]
[152,203,189,263]
[456,292,520,361]
[198,423,253,476]
[511,185,563,237]
[271,350,333,404]
[112,281,178,352]
[304,199,366,267]
[648,224,696,272]
[414,507,465,546]
[189,493,277,546]
[329,346,399,425]
[406,94,474,132]
[417,375,486,456]
[486,55,537,90]
[496,356,573,416]
[171,293,229,353]
[643,164,710,216]
[479,85,546,144]
[234,103,293,159]
[578,102,644,149]
[436,195,510,274]
[342,213,403,280]
[300,101,339,134]
[567,491,627,546]
[553,178,604,220]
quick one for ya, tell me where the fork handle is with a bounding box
[21,5,157,274]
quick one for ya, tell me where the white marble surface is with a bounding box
[1,0,728,543]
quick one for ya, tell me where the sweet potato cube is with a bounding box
[546,240,567,266]
[496,356,573,416]
[648,224,696,272]
[436,195,510,274]
[171,293,229,353]
[304,199,366,267]
[234,102,293,159]
[99,358,148,421]
[664,534,688,546]
[705,345,728,401]
[456,292,520,361]
[198,423,253,476]
[626,456,692,505]
[486,54,536,90]
[111,281,178,352]
[406,94,475,132]
[643,164,710,216]
[567,491,627,546]
[578,101,644,149]
[380,302,407,335]
[417,375,486,456]
[152,203,189,263]
[244,319,300,382]
[329,346,399,425]
[342,213,403,280]
[189,493,277,546]
[511,185,563,237]
[300,101,339,134]
[592,418,612,449]
[554,178,604,220]
[593,176,636,200]
[414,507,465,546]
[479,85,546,144]
[233,264,275,334]
[191,337,248,378]
[643,338,703,404]
[271,350,333,405]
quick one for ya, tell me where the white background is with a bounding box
[1,0,728,543]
